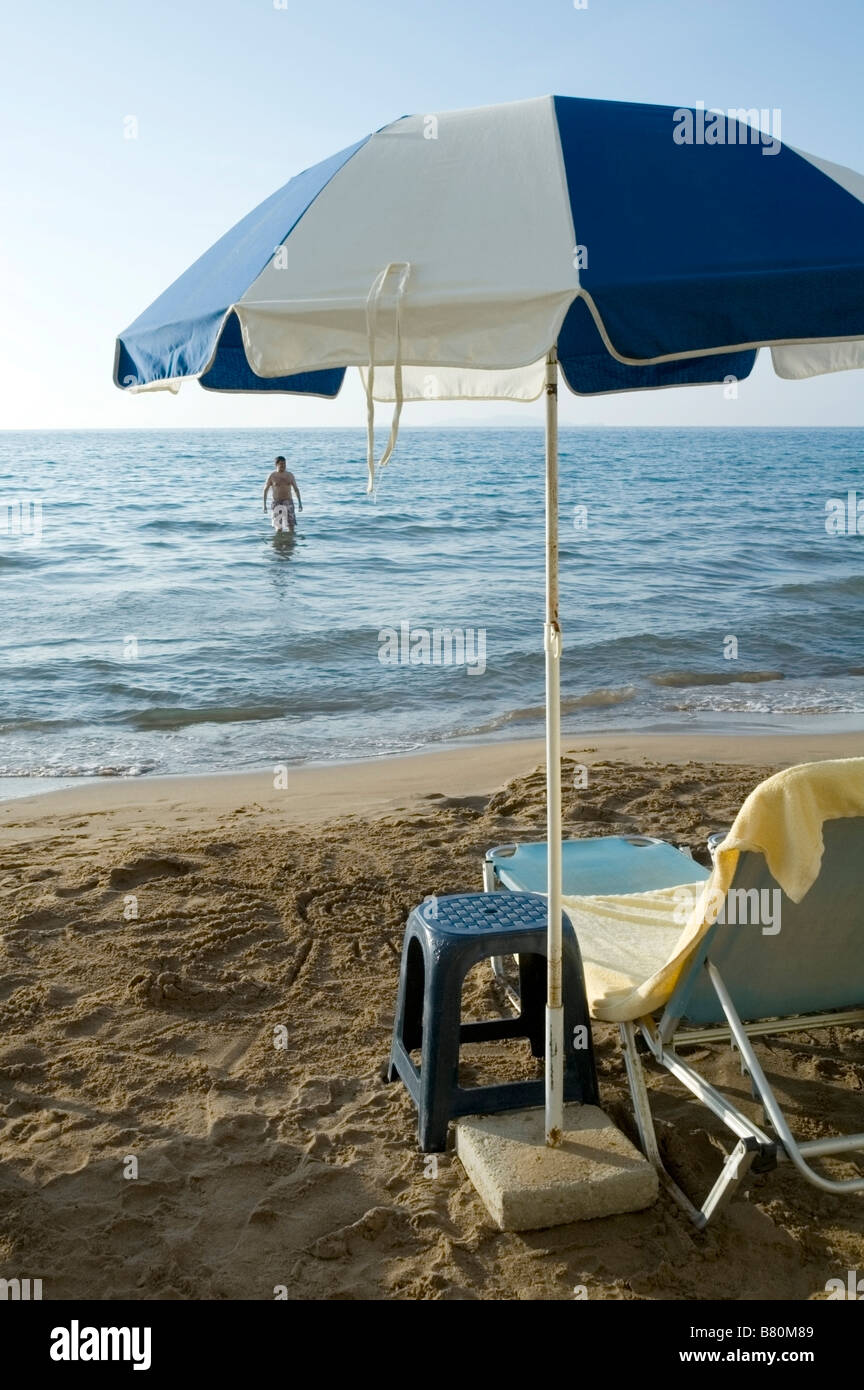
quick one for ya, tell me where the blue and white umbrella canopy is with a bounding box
[116,95,864,408]
[115,95,864,1152]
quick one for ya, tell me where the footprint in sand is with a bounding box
[108,856,200,890]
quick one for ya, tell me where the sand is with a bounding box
[1,731,863,1301]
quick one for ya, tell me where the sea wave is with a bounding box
[770,573,864,599]
[0,762,155,778]
[651,670,784,688]
[462,686,638,734]
[123,704,287,731]
[664,688,864,715]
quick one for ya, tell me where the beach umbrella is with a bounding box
[115,96,864,1146]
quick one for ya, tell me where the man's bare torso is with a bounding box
[268,470,296,502]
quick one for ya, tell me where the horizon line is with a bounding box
[1,423,862,433]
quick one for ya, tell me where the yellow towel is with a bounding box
[566,757,864,1024]
[717,756,864,903]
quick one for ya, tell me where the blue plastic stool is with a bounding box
[386,892,599,1152]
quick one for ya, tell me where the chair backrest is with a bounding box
[675,816,864,1026]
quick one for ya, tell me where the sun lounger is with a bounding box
[483,834,707,897]
[485,760,864,1225]
[482,835,708,1004]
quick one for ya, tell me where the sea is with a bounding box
[1,426,862,799]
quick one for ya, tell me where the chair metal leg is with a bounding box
[620,1022,662,1167]
[699,1139,757,1225]
[623,965,864,1224]
[706,963,864,1195]
[621,1018,765,1228]
[619,1021,707,1226]
[482,860,514,993]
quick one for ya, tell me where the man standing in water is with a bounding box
[263,456,303,531]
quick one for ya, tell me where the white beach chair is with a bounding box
[560,759,864,1226]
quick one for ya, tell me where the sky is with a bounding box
[1,0,863,430]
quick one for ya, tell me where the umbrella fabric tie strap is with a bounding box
[544,620,562,659]
[365,262,412,493]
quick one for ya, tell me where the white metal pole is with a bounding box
[544,344,564,1146]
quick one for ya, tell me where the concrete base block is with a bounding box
[455,1103,658,1231]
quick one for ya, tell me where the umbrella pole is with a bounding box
[544,344,564,1146]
